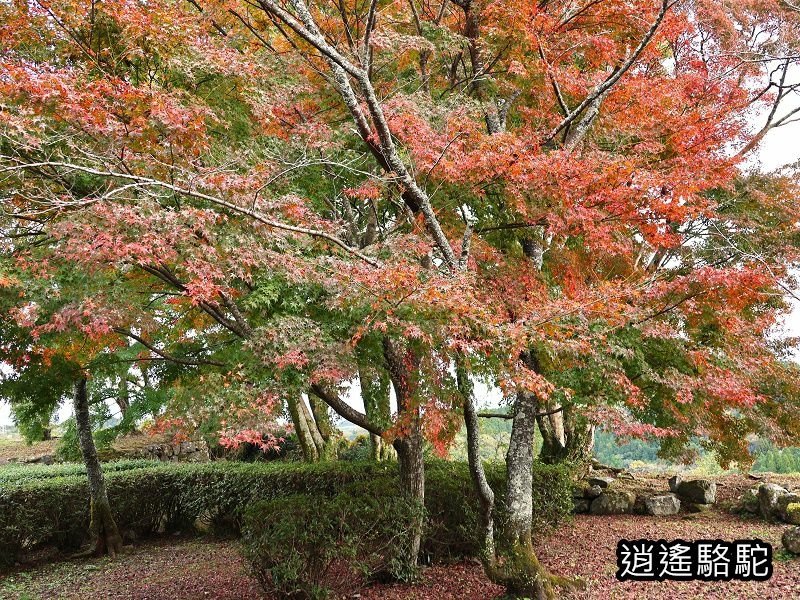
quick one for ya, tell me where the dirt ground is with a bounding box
[0,439,58,463]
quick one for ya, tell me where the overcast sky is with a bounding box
[1,100,799,428]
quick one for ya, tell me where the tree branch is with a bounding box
[1,160,382,268]
[478,405,564,419]
[310,383,384,437]
[252,0,461,271]
[113,328,226,367]
[544,0,674,145]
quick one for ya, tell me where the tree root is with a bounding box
[71,498,123,559]
[487,535,585,600]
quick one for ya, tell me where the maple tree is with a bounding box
[2,0,800,596]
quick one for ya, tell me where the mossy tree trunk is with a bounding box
[356,339,394,461]
[383,336,424,569]
[74,377,123,558]
[287,395,319,463]
[459,356,578,599]
[537,404,595,466]
[308,394,340,460]
[495,392,559,599]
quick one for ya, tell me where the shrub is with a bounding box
[54,418,81,462]
[242,494,346,599]
[337,435,372,462]
[422,460,573,559]
[0,460,572,569]
[241,485,423,598]
[529,461,575,534]
[335,479,424,583]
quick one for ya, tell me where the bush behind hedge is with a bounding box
[0,460,572,568]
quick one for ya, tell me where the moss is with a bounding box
[787,503,800,525]
[487,534,585,600]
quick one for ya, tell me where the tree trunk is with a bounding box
[537,404,595,466]
[308,394,339,460]
[357,342,393,461]
[383,336,424,569]
[73,377,123,558]
[514,344,594,466]
[369,432,396,461]
[393,433,425,563]
[370,433,382,460]
[287,395,319,462]
[492,391,561,599]
[115,375,130,417]
[457,361,496,563]
[297,395,327,458]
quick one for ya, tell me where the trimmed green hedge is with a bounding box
[0,460,572,568]
[0,459,160,485]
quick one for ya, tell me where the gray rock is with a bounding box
[587,476,615,489]
[590,491,637,515]
[686,502,713,514]
[738,487,760,514]
[573,499,591,514]
[23,454,54,465]
[668,474,683,493]
[676,479,716,504]
[632,494,649,515]
[782,526,800,555]
[758,483,788,521]
[585,485,603,499]
[645,494,681,516]
[572,484,588,499]
[573,482,604,499]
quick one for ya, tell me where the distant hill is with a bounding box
[337,420,368,441]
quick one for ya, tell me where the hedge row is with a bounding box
[0,459,160,485]
[0,460,572,568]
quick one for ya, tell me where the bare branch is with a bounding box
[310,382,384,436]
[113,328,227,367]
[477,405,564,419]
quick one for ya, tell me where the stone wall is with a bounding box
[109,431,209,462]
[130,440,208,462]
